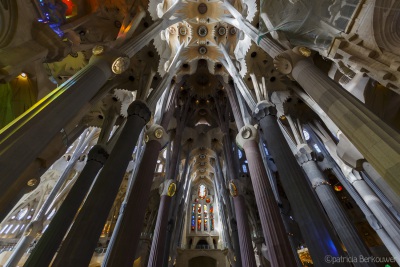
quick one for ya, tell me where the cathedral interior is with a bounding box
[0,0,400,266]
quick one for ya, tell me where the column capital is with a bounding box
[236,125,259,149]
[159,180,177,197]
[127,100,151,122]
[295,144,315,165]
[253,101,276,121]
[273,47,312,75]
[87,145,109,165]
[146,124,169,147]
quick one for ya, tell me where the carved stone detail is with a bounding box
[253,100,276,121]
[87,145,109,165]
[159,180,177,197]
[111,56,130,74]
[236,124,259,149]
[127,100,151,122]
[146,124,169,147]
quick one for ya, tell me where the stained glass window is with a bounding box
[191,204,195,231]
[210,204,214,231]
[203,205,208,231]
[242,164,248,173]
[198,184,207,199]
[238,149,243,159]
[197,204,202,231]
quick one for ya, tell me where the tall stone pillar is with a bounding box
[236,125,296,267]
[215,156,239,267]
[362,162,400,214]
[147,179,177,267]
[348,172,400,249]
[23,145,109,267]
[309,126,400,264]
[296,147,375,267]
[253,103,349,266]
[102,125,168,267]
[51,100,151,267]
[273,48,400,195]
[220,143,254,267]
[0,51,117,219]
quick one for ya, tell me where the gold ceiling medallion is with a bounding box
[179,26,187,36]
[218,27,226,36]
[199,46,207,55]
[198,3,207,14]
[198,25,208,37]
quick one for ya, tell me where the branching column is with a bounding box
[236,125,296,267]
[102,124,168,267]
[296,147,375,267]
[0,53,115,219]
[273,49,400,195]
[218,150,251,267]
[51,100,151,267]
[147,180,177,267]
[23,145,109,267]
[253,102,349,266]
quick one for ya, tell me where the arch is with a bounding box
[189,256,217,267]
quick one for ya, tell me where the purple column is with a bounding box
[237,125,296,267]
[51,100,151,267]
[103,125,167,267]
[147,183,175,267]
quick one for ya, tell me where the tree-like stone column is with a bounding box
[236,125,296,267]
[273,48,400,196]
[147,179,177,267]
[23,145,109,267]
[296,147,375,267]
[215,153,249,267]
[362,162,400,214]
[0,51,116,217]
[102,124,168,267]
[253,102,349,266]
[348,171,400,249]
[51,100,151,267]
[220,143,254,267]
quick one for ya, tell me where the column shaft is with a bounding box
[351,179,400,249]
[103,140,161,267]
[291,59,400,195]
[147,195,172,267]
[243,140,296,266]
[256,115,348,266]
[51,101,150,267]
[0,56,113,219]
[23,145,108,267]
[302,160,375,267]
[362,162,400,214]
[221,140,253,267]
[232,196,256,266]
